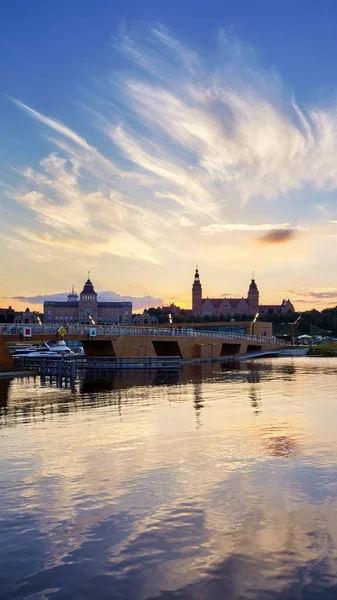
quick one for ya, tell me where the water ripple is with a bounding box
[2,358,337,598]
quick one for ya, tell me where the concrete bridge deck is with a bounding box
[0,324,287,372]
[0,323,285,345]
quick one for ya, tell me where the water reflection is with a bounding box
[2,358,337,599]
[0,377,11,407]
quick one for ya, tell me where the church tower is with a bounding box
[192,267,203,316]
[247,276,259,315]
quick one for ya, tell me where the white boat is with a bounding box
[21,350,61,358]
[12,345,39,356]
[13,342,74,359]
[44,340,74,354]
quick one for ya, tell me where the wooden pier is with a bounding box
[13,355,182,390]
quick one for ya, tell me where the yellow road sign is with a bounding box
[58,326,67,337]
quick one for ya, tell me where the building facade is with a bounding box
[0,306,16,322]
[191,268,294,318]
[44,277,132,324]
[14,308,39,324]
[132,310,158,325]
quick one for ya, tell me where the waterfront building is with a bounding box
[0,306,38,324]
[44,276,132,324]
[191,268,294,318]
[162,303,181,316]
[132,310,158,325]
[0,306,16,322]
[14,308,39,324]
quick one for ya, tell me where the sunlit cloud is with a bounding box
[288,288,337,300]
[3,25,337,303]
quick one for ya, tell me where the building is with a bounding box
[132,310,158,325]
[162,303,181,316]
[44,276,132,324]
[191,268,294,318]
[0,306,16,322]
[259,299,295,316]
[14,308,39,324]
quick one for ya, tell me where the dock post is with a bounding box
[71,360,76,393]
[57,360,63,387]
[41,359,46,383]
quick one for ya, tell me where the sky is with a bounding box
[2,0,337,312]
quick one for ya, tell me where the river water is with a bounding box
[1,357,337,599]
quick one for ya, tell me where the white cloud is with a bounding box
[5,25,337,281]
[13,98,106,158]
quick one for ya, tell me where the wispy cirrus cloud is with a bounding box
[288,288,337,300]
[3,24,337,292]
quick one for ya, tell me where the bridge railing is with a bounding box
[0,323,287,345]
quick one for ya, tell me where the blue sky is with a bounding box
[2,0,337,310]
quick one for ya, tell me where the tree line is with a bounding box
[144,306,337,336]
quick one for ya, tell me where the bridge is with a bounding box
[0,323,287,372]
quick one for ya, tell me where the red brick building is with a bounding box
[191,268,294,318]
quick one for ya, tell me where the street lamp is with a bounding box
[251,311,259,335]
[87,312,96,325]
[291,314,302,346]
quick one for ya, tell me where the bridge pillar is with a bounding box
[0,338,16,371]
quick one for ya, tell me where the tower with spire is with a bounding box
[192,267,203,316]
[67,285,78,303]
[43,273,133,324]
[79,273,98,322]
[247,275,259,314]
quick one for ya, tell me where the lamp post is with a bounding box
[87,312,96,325]
[291,314,302,346]
[251,311,259,336]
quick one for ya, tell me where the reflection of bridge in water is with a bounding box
[0,361,271,428]
[0,324,287,372]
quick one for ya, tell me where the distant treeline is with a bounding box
[257,307,337,337]
[144,306,337,336]
[142,308,254,324]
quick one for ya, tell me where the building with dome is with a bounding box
[43,276,132,324]
[132,310,158,326]
[14,308,39,324]
[191,268,294,318]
